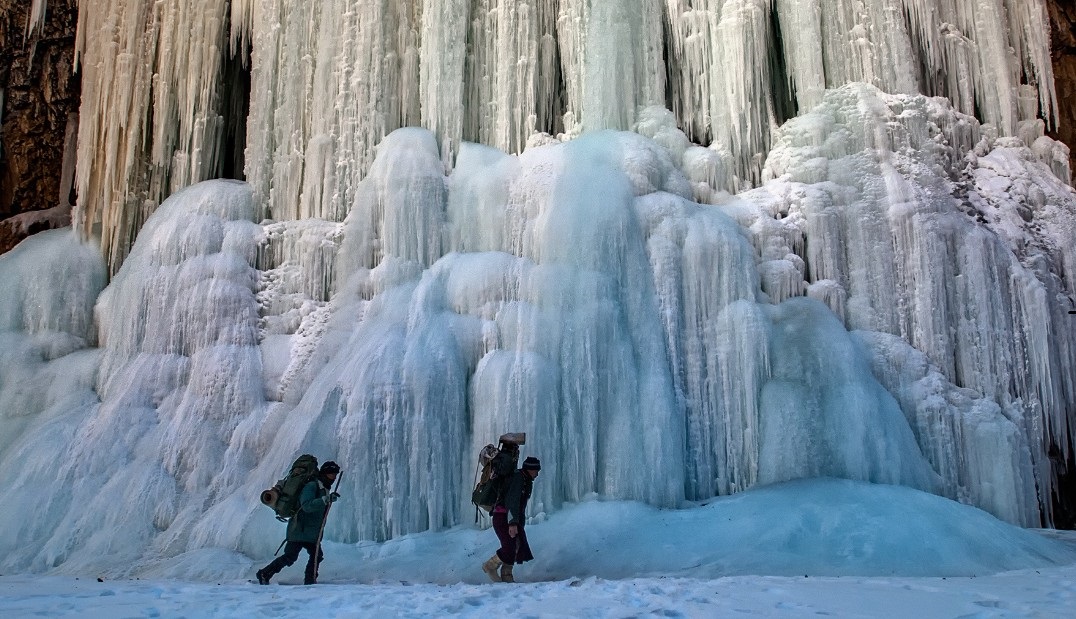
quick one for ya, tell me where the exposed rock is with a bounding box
[1047,0,1076,174]
[0,0,79,254]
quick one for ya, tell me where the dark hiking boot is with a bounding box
[256,569,271,585]
[482,555,502,582]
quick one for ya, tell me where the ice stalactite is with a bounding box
[571,0,666,135]
[73,0,232,273]
[228,0,256,57]
[707,0,777,186]
[420,0,470,162]
[71,0,1059,274]
[465,0,539,155]
[773,0,826,113]
[903,0,1057,134]
[25,0,48,38]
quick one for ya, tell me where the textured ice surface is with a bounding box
[2,96,1075,571]
[70,0,1056,268]
[3,0,1074,577]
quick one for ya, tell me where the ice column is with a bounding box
[465,0,541,154]
[421,0,470,161]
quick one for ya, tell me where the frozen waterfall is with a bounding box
[1,0,1074,575]
[70,0,1055,268]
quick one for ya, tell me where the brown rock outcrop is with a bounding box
[0,0,79,254]
[1048,0,1076,173]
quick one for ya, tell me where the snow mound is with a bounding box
[144,478,1075,584]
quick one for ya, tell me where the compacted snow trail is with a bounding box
[2,566,1075,618]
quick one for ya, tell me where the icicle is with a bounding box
[229,0,255,58]
[717,0,773,183]
[73,0,232,273]
[773,0,826,112]
[420,0,470,164]
[24,0,48,39]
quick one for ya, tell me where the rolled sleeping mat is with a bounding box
[499,432,526,446]
[260,487,279,507]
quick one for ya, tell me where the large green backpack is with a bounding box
[260,454,319,521]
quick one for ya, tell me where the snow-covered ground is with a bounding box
[3,566,1075,618]
[3,478,1074,617]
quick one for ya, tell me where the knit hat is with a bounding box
[320,461,341,475]
[521,456,541,471]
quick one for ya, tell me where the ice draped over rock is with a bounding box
[1,0,1074,573]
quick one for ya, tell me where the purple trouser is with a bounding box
[492,508,533,564]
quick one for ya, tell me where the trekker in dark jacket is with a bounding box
[257,461,341,585]
[482,456,541,583]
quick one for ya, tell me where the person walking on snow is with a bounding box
[482,456,541,583]
[257,461,341,585]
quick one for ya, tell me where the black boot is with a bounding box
[257,556,288,585]
[304,547,323,584]
[303,560,319,585]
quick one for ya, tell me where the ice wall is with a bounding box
[72,0,1056,271]
[3,0,1073,573]
[1,182,265,572]
[13,117,1042,571]
[736,84,1076,526]
[0,128,1067,571]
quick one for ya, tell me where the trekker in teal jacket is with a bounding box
[257,461,341,584]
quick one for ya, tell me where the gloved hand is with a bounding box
[327,492,340,504]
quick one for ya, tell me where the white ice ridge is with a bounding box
[69,0,1058,271]
[4,78,1075,571]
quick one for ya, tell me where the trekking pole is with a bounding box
[313,471,343,580]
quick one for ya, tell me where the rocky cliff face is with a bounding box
[0,0,78,254]
[1048,0,1076,170]
[0,1,1074,256]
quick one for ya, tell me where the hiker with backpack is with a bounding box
[482,455,541,583]
[256,460,341,585]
